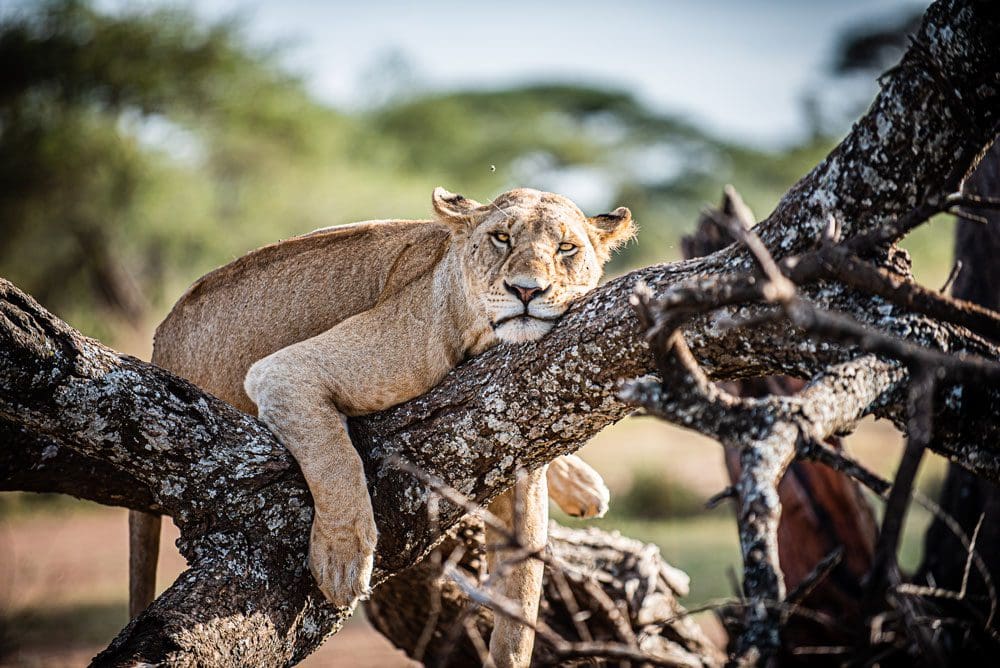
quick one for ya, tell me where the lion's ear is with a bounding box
[588,207,635,260]
[432,187,483,229]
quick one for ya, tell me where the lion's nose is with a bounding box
[505,281,549,305]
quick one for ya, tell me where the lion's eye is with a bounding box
[490,231,511,246]
[557,241,578,255]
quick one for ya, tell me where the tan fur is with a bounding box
[486,468,548,667]
[546,454,610,519]
[135,187,633,666]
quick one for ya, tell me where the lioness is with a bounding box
[130,186,632,666]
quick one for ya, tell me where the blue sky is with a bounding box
[97,0,928,146]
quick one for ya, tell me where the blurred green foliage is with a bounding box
[611,470,715,520]
[0,0,352,339]
[0,1,946,348]
[0,490,97,518]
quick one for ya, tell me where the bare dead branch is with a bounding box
[705,485,738,510]
[865,372,936,607]
[783,245,1000,344]
[786,548,845,608]
[897,514,985,603]
[371,454,722,666]
[624,278,903,661]
[940,259,963,294]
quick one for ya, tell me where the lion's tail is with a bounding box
[128,509,161,619]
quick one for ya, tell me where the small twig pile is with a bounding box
[367,458,723,667]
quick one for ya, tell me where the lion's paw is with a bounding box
[548,456,611,519]
[308,511,378,607]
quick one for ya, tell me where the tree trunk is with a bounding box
[916,138,1000,659]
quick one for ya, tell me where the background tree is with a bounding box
[0,0,319,336]
[0,1,843,345]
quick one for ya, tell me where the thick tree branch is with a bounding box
[0,419,162,512]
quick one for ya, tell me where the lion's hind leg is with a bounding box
[547,454,610,519]
[485,467,548,668]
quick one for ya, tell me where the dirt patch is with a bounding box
[0,505,413,666]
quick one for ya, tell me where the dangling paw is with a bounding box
[308,509,378,607]
[547,454,611,519]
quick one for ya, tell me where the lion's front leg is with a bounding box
[245,353,378,608]
[485,467,548,668]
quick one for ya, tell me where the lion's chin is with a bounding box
[494,316,556,343]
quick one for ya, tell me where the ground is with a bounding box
[0,509,416,667]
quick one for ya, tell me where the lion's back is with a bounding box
[152,219,451,413]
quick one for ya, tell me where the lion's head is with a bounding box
[432,186,635,344]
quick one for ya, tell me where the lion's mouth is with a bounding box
[492,312,562,329]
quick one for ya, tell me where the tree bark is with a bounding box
[916,138,1000,658]
[2,0,1000,664]
[0,419,161,512]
